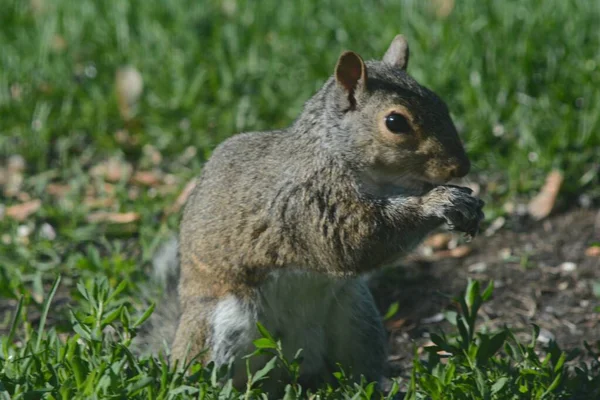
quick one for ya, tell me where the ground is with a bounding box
[2,0,600,397]
[369,208,600,379]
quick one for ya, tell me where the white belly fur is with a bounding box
[209,269,386,386]
[257,270,352,374]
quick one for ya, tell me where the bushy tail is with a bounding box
[134,236,181,356]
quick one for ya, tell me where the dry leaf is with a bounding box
[2,171,24,197]
[40,222,56,240]
[5,200,42,221]
[419,340,452,357]
[424,233,452,250]
[143,144,162,165]
[449,245,472,258]
[30,0,45,15]
[431,0,455,18]
[90,158,132,182]
[46,183,71,197]
[585,246,600,257]
[87,211,140,224]
[128,187,140,200]
[528,170,563,220]
[8,155,25,172]
[116,66,144,120]
[17,192,31,202]
[101,183,117,195]
[166,178,198,214]
[131,170,162,186]
[221,0,237,16]
[413,244,472,262]
[468,262,488,273]
[114,129,140,146]
[385,318,407,331]
[179,146,198,164]
[39,223,57,240]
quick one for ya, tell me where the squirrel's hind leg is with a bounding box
[173,293,269,389]
[170,296,217,365]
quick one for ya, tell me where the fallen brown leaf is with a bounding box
[7,155,25,172]
[430,245,473,261]
[179,146,198,164]
[424,232,452,250]
[30,0,46,15]
[449,245,472,258]
[116,66,144,120]
[87,211,140,224]
[101,183,116,195]
[5,199,42,221]
[143,144,162,165]
[528,170,563,220]
[39,223,57,240]
[114,129,140,146]
[90,158,133,182]
[46,183,71,197]
[385,318,407,331]
[585,246,600,257]
[128,187,140,200]
[431,0,455,18]
[131,170,162,186]
[166,178,197,215]
[3,172,23,197]
[17,192,31,202]
[411,244,472,262]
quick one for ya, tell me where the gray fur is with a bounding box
[141,35,484,393]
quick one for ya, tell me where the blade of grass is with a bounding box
[35,275,61,352]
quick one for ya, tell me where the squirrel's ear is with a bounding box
[335,51,367,108]
[383,34,409,70]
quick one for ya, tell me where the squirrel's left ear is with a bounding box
[383,34,409,70]
[335,51,367,109]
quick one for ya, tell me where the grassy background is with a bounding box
[1,0,600,397]
[3,0,600,185]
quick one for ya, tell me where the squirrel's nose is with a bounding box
[449,158,471,178]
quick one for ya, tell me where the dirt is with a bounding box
[368,208,600,378]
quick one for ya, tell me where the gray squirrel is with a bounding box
[140,34,484,393]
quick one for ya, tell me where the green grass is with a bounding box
[2,277,599,399]
[1,0,600,398]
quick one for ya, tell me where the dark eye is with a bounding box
[385,113,411,134]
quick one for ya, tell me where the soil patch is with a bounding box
[369,208,600,378]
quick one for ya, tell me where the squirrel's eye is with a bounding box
[385,113,411,134]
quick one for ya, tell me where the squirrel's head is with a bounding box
[326,35,470,191]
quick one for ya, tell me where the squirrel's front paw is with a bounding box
[424,185,485,238]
